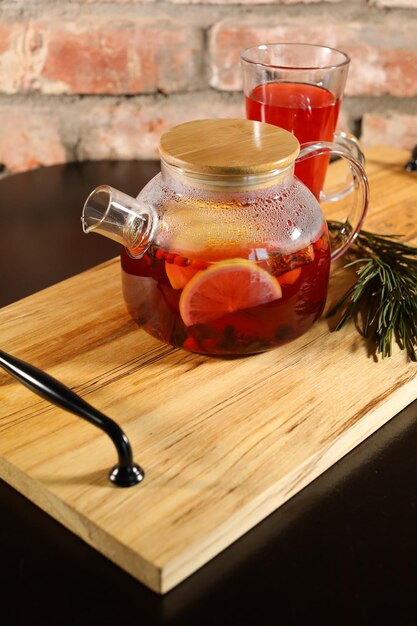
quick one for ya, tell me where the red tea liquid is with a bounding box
[245,82,341,199]
[121,230,331,356]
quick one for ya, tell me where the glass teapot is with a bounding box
[82,118,368,356]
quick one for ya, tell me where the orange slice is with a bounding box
[165,262,202,290]
[179,259,282,326]
[278,267,301,286]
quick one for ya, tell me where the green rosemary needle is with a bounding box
[326,221,417,361]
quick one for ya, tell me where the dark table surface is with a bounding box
[1,161,417,624]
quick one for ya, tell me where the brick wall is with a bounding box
[1,0,417,175]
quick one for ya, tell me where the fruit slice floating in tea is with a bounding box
[267,244,315,276]
[278,267,301,286]
[165,262,202,290]
[165,255,207,289]
[179,258,282,326]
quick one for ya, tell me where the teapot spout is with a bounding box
[82,185,155,256]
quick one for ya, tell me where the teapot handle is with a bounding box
[297,141,369,261]
[320,132,365,202]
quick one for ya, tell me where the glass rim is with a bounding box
[240,43,350,71]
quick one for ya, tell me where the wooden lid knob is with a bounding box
[159,118,299,176]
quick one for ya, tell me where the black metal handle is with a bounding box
[0,350,144,487]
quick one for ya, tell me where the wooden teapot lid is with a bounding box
[158,118,299,176]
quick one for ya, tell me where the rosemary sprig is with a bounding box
[326,221,417,361]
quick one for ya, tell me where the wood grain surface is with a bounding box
[0,147,416,594]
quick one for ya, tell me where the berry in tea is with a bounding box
[121,174,331,355]
[121,231,330,355]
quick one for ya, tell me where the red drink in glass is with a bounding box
[241,44,353,201]
[246,82,341,199]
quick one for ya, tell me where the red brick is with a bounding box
[210,19,417,96]
[361,113,417,151]
[0,23,26,93]
[24,19,204,95]
[0,107,66,173]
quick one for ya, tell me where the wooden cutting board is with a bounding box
[1,147,416,594]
